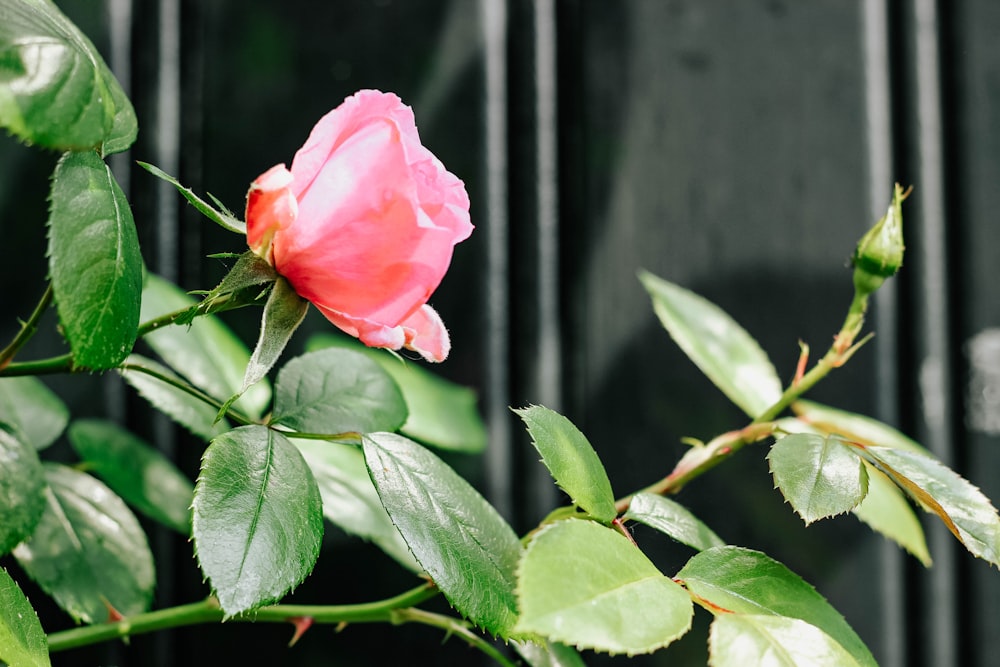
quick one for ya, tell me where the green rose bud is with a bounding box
[852,183,909,296]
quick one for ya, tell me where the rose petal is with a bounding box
[401,304,450,362]
[246,164,297,261]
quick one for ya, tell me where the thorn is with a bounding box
[793,341,809,385]
[287,616,314,647]
[102,597,125,623]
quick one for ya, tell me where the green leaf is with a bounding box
[0,0,137,152]
[141,273,271,419]
[363,432,522,636]
[514,405,616,522]
[513,639,587,667]
[624,492,725,551]
[514,519,693,655]
[137,162,245,234]
[0,376,67,450]
[852,462,931,566]
[676,546,876,667]
[67,419,193,533]
[271,348,407,436]
[792,400,927,453]
[709,614,862,667]
[859,445,1000,566]
[191,425,323,616]
[118,354,230,440]
[48,151,141,369]
[13,463,155,624]
[307,333,487,453]
[767,434,868,525]
[639,271,782,418]
[294,438,420,573]
[0,428,46,555]
[0,567,50,667]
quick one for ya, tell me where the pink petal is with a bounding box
[246,164,296,261]
[401,304,450,362]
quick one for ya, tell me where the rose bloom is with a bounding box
[246,90,473,362]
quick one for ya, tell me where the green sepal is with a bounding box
[137,161,245,234]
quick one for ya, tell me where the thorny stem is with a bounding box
[0,284,54,371]
[117,360,256,426]
[391,608,519,667]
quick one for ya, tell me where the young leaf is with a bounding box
[271,348,407,436]
[13,464,155,624]
[307,333,487,453]
[0,377,69,450]
[363,432,522,636]
[767,434,869,524]
[792,400,927,453]
[0,428,46,555]
[859,445,1000,566]
[676,546,876,667]
[514,406,617,523]
[0,567,50,667]
[639,271,782,418]
[67,419,194,533]
[141,273,271,419]
[709,614,862,667]
[192,425,323,616]
[852,462,932,566]
[137,162,245,234]
[514,519,693,655]
[0,0,137,152]
[48,151,141,369]
[294,438,420,573]
[624,492,725,551]
[118,354,231,440]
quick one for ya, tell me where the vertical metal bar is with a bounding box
[155,0,181,282]
[480,0,513,520]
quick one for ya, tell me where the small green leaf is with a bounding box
[192,425,323,616]
[13,464,155,624]
[639,271,782,418]
[0,567,50,667]
[792,400,927,453]
[0,428,46,555]
[271,348,407,436]
[0,376,67,450]
[141,273,271,419]
[514,405,616,523]
[513,638,587,667]
[852,462,931,566]
[0,0,137,152]
[624,492,725,551]
[307,333,487,452]
[137,161,245,233]
[859,445,1000,566]
[514,519,693,655]
[767,434,868,524]
[676,546,876,667]
[709,614,862,667]
[67,419,194,533]
[118,354,230,440]
[294,438,420,573]
[48,151,141,369]
[364,432,522,636]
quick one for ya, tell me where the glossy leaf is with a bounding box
[639,271,782,418]
[0,376,68,450]
[364,432,521,636]
[767,434,868,524]
[513,639,587,667]
[48,151,141,369]
[0,0,137,152]
[859,445,1000,566]
[624,492,725,551]
[137,161,245,234]
[515,519,693,655]
[67,419,193,533]
[852,462,931,566]
[294,438,420,573]
[676,546,876,667]
[235,277,308,403]
[514,405,616,522]
[118,354,230,440]
[307,333,487,452]
[271,348,407,436]
[0,428,46,555]
[13,464,155,624]
[709,614,861,667]
[192,425,323,616]
[141,273,271,419]
[0,567,49,667]
[792,400,927,453]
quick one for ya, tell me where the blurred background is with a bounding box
[2,0,999,665]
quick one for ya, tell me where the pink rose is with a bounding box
[246,90,473,362]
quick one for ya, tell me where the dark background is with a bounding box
[1,1,998,665]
